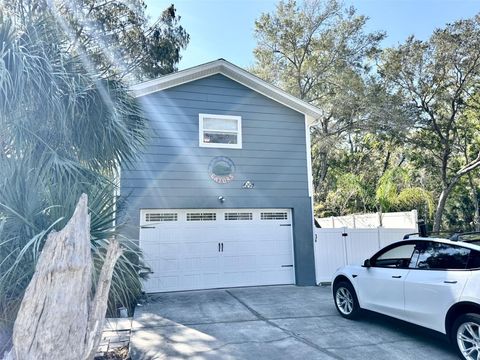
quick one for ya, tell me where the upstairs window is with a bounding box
[199,114,242,149]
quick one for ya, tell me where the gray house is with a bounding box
[120,59,322,293]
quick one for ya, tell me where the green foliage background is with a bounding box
[253,0,480,232]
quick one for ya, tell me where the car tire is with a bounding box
[451,313,480,360]
[333,281,361,320]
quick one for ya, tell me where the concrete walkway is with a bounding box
[130,285,458,360]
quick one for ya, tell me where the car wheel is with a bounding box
[333,281,361,319]
[452,313,480,360]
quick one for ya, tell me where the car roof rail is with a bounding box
[403,229,454,240]
[450,231,480,241]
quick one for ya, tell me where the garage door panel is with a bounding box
[139,208,294,292]
[143,242,178,257]
[182,256,204,271]
[182,274,202,290]
[258,255,282,269]
[225,241,256,256]
[145,276,179,293]
[202,273,223,288]
[181,256,219,273]
[256,240,291,256]
[262,270,293,284]
[273,240,295,254]
[147,258,178,274]
[225,229,257,241]
[176,228,217,242]
[223,271,258,287]
[181,241,215,256]
[222,255,257,271]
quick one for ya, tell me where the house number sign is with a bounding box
[208,156,235,184]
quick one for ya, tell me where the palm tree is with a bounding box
[0,13,146,339]
[375,168,434,223]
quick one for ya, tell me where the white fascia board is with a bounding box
[219,61,323,118]
[305,114,316,282]
[305,115,315,199]
[130,59,323,119]
[130,61,223,97]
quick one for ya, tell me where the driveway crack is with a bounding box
[225,290,343,360]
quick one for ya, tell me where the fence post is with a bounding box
[352,215,356,229]
[342,227,349,265]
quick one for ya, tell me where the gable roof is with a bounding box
[130,59,322,119]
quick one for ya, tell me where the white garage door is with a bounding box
[139,208,295,292]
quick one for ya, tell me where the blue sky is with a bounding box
[144,0,480,70]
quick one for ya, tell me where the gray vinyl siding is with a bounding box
[120,73,315,286]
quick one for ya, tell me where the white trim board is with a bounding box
[130,59,322,121]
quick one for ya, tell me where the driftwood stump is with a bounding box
[5,194,123,360]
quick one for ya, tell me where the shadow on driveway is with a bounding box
[130,285,458,360]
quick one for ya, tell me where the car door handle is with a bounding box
[444,280,458,284]
[392,275,402,278]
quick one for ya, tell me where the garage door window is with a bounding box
[145,213,178,222]
[261,212,288,220]
[260,212,287,220]
[225,212,253,221]
[186,212,216,221]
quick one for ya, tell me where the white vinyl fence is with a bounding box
[314,227,417,283]
[317,210,418,229]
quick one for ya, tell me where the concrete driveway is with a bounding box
[130,285,458,360]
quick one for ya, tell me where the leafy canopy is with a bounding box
[3,0,190,80]
[379,14,480,230]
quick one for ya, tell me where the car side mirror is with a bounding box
[363,259,371,268]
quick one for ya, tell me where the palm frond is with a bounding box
[0,13,147,328]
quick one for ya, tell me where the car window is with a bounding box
[467,250,480,269]
[373,243,415,268]
[411,242,470,270]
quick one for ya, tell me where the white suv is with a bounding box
[332,235,480,360]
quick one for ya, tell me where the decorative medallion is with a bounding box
[208,156,235,184]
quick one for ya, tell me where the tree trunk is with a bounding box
[474,199,480,232]
[4,194,122,360]
[433,187,450,233]
[314,150,329,201]
[382,150,391,175]
[468,173,480,231]
[433,152,480,232]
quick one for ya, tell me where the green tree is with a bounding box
[322,172,369,216]
[0,13,146,336]
[379,15,480,231]
[252,0,385,199]
[463,92,480,230]
[375,168,434,220]
[3,0,189,80]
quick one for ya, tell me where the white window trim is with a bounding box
[199,113,242,149]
